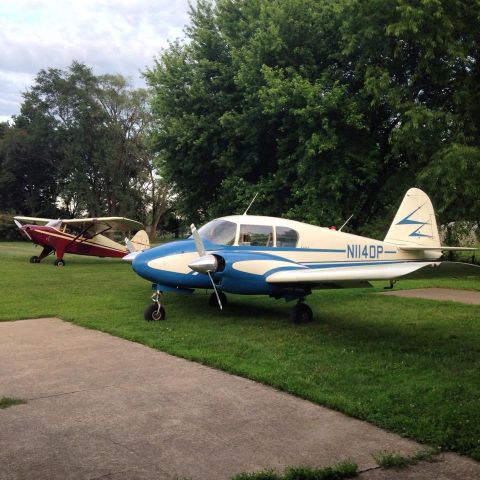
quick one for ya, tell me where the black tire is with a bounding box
[290,303,313,324]
[144,304,166,321]
[54,259,65,267]
[209,291,227,308]
[30,256,40,263]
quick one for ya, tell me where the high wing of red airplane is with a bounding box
[123,188,479,323]
[14,216,149,266]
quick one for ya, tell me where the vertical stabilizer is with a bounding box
[127,230,150,252]
[384,188,441,248]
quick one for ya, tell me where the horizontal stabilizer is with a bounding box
[266,262,480,284]
[399,246,477,252]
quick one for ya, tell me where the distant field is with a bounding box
[1,241,479,460]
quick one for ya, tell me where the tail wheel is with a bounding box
[29,256,40,263]
[144,304,166,321]
[54,259,65,267]
[291,303,313,324]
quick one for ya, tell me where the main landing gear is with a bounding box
[384,280,396,290]
[144,290,166,321]
[29,246,54,264]
[290,301,313,324]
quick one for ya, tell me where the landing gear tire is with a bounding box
[209,291,227,308]
[30,256,40,263]
[144,304,166,321]
[291,303,313,324]
[54,259,65,267]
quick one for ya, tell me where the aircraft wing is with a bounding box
[14,216,53,225]
[266,261,480,284]
[62,217,144,232]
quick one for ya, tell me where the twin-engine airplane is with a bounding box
[124,188,479,322]
[14,216,149,266]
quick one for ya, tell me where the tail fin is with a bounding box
[125,230,150,253]
[384,188,441,248]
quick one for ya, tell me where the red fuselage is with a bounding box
[23,225,126,259]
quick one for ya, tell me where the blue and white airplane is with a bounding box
[125,188,479,322]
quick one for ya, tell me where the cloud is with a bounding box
[0,0,191,119]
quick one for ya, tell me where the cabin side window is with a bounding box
[276,227,299,247]
[239,225,273,246]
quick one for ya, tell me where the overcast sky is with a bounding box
[0,0,192,123]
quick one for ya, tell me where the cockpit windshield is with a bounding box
[46,219,62,229]
[196,219,236,245]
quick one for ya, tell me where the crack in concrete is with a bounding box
[27,384,118,401]
[92,433,174,479]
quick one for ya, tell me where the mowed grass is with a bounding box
[1,242,479,460]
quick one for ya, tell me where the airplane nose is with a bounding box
[132,251,146,272]
[131,249,158,283]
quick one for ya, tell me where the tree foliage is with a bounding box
[0,62,165,230]
[146,0,480,235]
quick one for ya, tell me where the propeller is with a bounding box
[189,224,223,310]
[14,219,32,240]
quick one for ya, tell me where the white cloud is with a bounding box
[0,0,192,119]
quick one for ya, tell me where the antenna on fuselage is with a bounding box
[243,192,259,215]
[338,214,353,232]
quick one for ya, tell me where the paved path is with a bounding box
[1,318,479,480]
[379,287,480,304]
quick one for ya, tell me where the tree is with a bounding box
[0,116,59,216]
[147,0,480,235]
[5,62,155,222]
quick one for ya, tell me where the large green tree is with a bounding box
[1,62,156,224]
[147,0,480,235]
[0,116,59,216]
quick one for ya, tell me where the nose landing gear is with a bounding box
[144,290,166,321]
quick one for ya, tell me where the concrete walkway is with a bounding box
[1,318,479,480]
[379,287,480,304]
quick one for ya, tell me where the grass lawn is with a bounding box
[1,241,479,460]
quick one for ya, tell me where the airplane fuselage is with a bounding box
[132,215,442,299]
[23,224,128,259]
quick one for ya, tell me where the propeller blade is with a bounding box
[14,219,32,240]
[207,271,223,310]
[190,223,222,310]
[125,237,135,253]
[190,223,205,257]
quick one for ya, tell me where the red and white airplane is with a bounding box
[14,216,149,266]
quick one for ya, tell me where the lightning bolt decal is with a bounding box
[396,205,426,225]
[396,204,433,238]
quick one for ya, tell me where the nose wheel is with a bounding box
[144,290,166,321]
